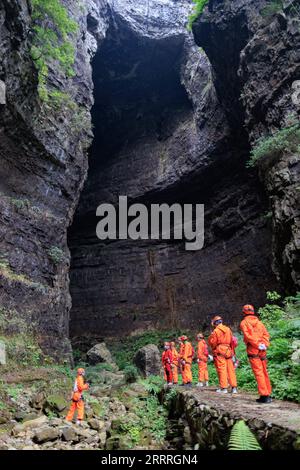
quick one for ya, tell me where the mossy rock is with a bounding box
[106,434,133,450]
[44,394,68,415]
[90,401,106,418]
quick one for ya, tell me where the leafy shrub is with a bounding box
[47,246,65,265]
[30,0,78,100]
[247,122,300,168]
[140,375,165,395]
[11,198,30,211]
[228,420,262,450]
[260,0,283,18]
[188,0,209,30]
[123,365,139,383]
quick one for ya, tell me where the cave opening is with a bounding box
[68,18,197,347]
[67,15,278,350]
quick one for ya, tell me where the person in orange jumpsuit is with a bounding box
[170,341,179,385]
[196,333,209,387]
[208,316,237,394]
[162,342,173,385]
[240,304,272,403]
[66,368,89,424]
[180,335,193,386]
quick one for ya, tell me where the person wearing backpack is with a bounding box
[196,333,209,387]
[208,316,238,394]
[240,304,272,403]
[66,368,89,425]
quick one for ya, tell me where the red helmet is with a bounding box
[243,304,255,315]
[77,368,85,375]
[211,315,222,326]
[181,335,188,341]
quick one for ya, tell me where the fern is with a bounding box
[228,420,262,450]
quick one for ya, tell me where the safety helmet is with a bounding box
[243,304,255,315]
[181,335,188,341]
[211,315,222,326]
[196,332,204,339]
[77,368,85,375]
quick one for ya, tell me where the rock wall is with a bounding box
[193,0,300,291]
[0,0,102,359]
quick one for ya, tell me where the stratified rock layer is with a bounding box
[69,0,279,342]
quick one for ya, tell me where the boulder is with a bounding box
[291,340,300,364]
[134,344,161,377]
[33,426,60,443]
[44,394,68,415]
[87,343,114,365]
[61,426,79,442]
[88,418,105,431]
[30,392,46,410]
[12,415,47,435]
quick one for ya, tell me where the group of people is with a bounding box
[64,303,272,425]
[162,304,273,404]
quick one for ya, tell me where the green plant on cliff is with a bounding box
[260,0,283,18]
[228,420,262,450]
[30,0,78,101]
[247,121,300,168]
[188,0,209,30]
[47,246,65,265]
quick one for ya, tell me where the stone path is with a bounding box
[183,387,300,432]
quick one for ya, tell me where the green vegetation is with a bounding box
[228,420,262,450]
[123,365,139,383]
[113,377,168,447]
[188,0,209,30]
[10,198,30,211]
[0,257,47,293]
[260,0,283,18]
[234,292,300,402]
[30,0,78,101]
[0,333,43,367]
[247,122,300,168]
[47,246,65,265]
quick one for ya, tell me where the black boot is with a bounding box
[256,396,272,404]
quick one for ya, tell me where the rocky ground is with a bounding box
[0,343,168,450]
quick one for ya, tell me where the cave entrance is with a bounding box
[68,16,193,348]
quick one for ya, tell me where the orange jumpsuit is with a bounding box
[180,341,193,384]
[171,346,179,384]
[197,339,209,382]
[240,315,272,396]
[208,324,237,389]
[162,349,173,384]
[66,375,89,422]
